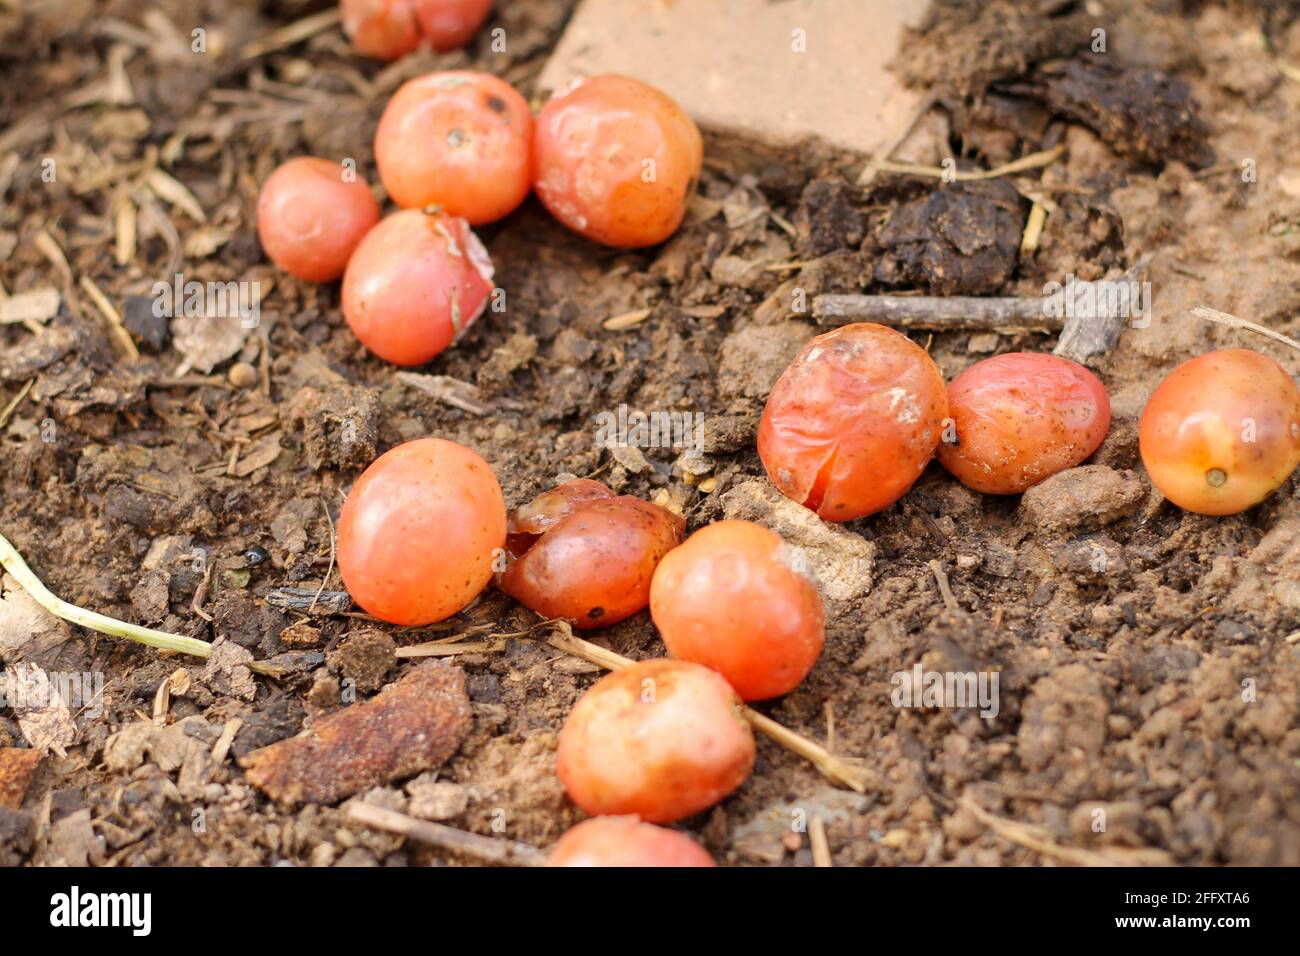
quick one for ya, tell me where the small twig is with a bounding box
[866,144,1066,183]
[240,8,343,60]
[511,620,873,794]
[814,294,1058,332]
[347,801,545,867]
[395,640,504,658]
[0,378,34,430]
[959,796,1173,866]
[0,528,272,674]
[809,815,833,868]
[1191,305,1300,353]
[79,275,139,361]
[928,559,961,612]
[1020,201,1048,255]
[396,371,490,416]
[307,498,337,614]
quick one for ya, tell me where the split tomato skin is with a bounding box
[650,520,824,701]
[376,71,533,224]
[758,323,948,521]
[533,74,703,248]
[1139,348,1300,515]
[341,208,494,366]
[937,352,1112,494]
[546,816,715,867]
[498,480,685,629]
[337,438,506,626]
[556,659,755,823]
[342,0,492,60]
[256,157,379,283]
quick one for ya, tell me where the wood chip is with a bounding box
[239,661,472,807]
[0,288,60,325]
[145,168,207,223]
[396,371,490,415]
[231,430,283,478]
[603,307,653,331]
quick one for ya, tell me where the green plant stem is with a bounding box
[0,528,269,674]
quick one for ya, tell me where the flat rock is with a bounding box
[539,0,930,172]
[1019,466,1145,534]
[721,479,875,604]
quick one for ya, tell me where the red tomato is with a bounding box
[758,323,948,521]
[498,479,684,629]
[376,71,532,225]
[342,0,492,60]
[256,157,379,282]
[556,659,755,823]
[1139,348,1300,515]
[337,438,506,625]
[936,352,1112,494]
[533,74,702,248]
[650,520,824,701]
[546,816,715,867]
[341,208,494,366]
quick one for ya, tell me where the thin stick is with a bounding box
[0,379,34,430]
[814,294,1059,332]
[809,815,832,867]
[240,8,343,60]
[1191,305,1300,353]
[0,528,272,675]
[929,559,961,612]
[307,498,337,614]
[347,801,545,867]
[395,640,503,658]
[519,621,873,794]
[79,275,139,361]
[958,796,1173,866]
[865,144,1066,183]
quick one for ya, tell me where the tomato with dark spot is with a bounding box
[342,0,492,60]
[937,352,1111,494]
[376,71,532,224]
[758,323,948,521]
[337,438,506,625]
[256,157,379,282]
[341,209,494,366]
[651,520,824,701]
[532,74,702,248]
[556,659,755,823]
[546,816,715,867]
[498,479,684,628]
[1139,348,1300,515]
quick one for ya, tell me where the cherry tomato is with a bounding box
[556,659,754,823]
[546,816,715,867]
[498,479,684,629]
[758,323,948,521]
[1139,348,1300,515]
[376,71,533,224]
[341,208,494,366]
[256,157,379,282]
[936,352,1111,494]
[337,438,506,625]
[650,520,823,701]
[342,0,492,60]
[533,74,702,248]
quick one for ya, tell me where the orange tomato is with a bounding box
[337,438,506,625]
[376,71,533,224]
[546,816,715,867]
[256,157,379,282]
[533,74,702,248]
[341,208,494,366]
[758,323,948,521]
[937,352,1111,494]
[650,520,824,701]
[556,659,754,823]
[342,0,492,60]
[498,479,684,629]
[1139,348,1300,515]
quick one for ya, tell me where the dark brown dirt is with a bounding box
[1,0,1299,867]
